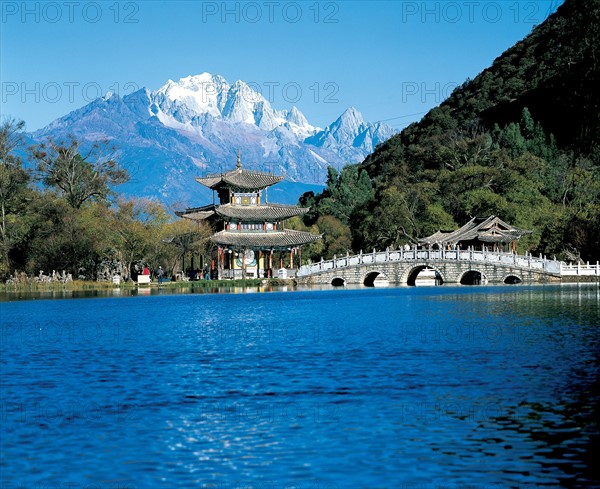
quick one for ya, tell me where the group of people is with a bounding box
[386,243,415,252]
[142,265,165,284]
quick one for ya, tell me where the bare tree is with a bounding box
[32,137,128,208]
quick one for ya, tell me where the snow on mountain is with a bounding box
[31,73,396,208]
[156,73,228,119]
[305,107,395,162]
[152,73,310,135]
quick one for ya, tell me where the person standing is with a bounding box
[157,266,164,286]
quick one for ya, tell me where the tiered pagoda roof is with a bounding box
[196,167,283,191]
[211,229,322,248]
[177,153,322,253]
[420,216,532,246]
[177,203,308,221]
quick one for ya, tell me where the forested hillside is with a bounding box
[300,0,599,262]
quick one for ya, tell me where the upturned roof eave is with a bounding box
[176,204,217,221]
[195,168,284,191]
[214,204,309,220]
[210,229,322,249]
[419,215,532,244]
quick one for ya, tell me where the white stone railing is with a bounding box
[560,262,600,277]
[221,268,298,279]
[297,248,600,278]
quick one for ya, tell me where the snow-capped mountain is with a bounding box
[151,73,314,134]
[305,106,393,163]
[32,73,396,208]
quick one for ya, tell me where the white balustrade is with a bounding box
[296,247,600,278]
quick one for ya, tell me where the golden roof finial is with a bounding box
[236,149,242,169]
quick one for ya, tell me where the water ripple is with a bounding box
[1,285,599,487]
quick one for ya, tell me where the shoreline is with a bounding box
[0,277,296,293]
[1,278,597,296]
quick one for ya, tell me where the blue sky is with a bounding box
[1,0,564,131]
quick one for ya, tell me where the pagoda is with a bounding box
[177,153,321,279]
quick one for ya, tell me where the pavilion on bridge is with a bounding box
[176,152,322,279]
[419,216,532,252]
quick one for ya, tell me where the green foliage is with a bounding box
[349,0,600,261]
[315,215,352,258]
[286,214,350,262]
[24,196,102,275]
[0,132,215,281]
[155,215,213,276]
[0,119,31,276]
[300,165,374,226]
[353,185,457,251]
[307,101,598,260]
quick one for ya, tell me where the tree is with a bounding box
[285,216,324,263]
[161,218,213,275]
[22,193,111,277]
[314,215,352,258]
[300,164,374,226]
[111,198,170,279]
[32,137,128,209]
[439,128,493,170]
[0,119,30,276]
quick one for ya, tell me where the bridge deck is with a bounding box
[298,249,600,280]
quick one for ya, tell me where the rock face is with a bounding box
[31,73,396,208]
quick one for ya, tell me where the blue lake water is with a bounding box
[1,284,599,488]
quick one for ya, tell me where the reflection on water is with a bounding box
[0,284,599,488]
[0,284,293,301]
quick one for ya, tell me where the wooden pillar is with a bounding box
[218,247,224,280]
[242,248,247,279]
[257,250,261,278]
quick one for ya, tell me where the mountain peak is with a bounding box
[174,72,228,89]
[286,106,309,126]
[328,107,367,137]
[342,106,364,119]
[31,71,396,206]
[338,107,365,126]
[305,107,395,155]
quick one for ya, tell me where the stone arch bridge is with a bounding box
[297,248,600,286]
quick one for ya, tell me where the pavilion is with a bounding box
[419,216,532,252]
[177,153,321,279]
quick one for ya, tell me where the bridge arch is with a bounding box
[402,264,445,286]
[331,277,346,287]
[363,271,389,287]
[503,274,522,284]
[459,269,488,285]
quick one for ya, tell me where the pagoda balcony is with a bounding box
[221,268,297,280]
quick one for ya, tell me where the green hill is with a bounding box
[302,0,599,262]
[394,0,599,157]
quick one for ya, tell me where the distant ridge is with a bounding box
[30,72,395,208]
